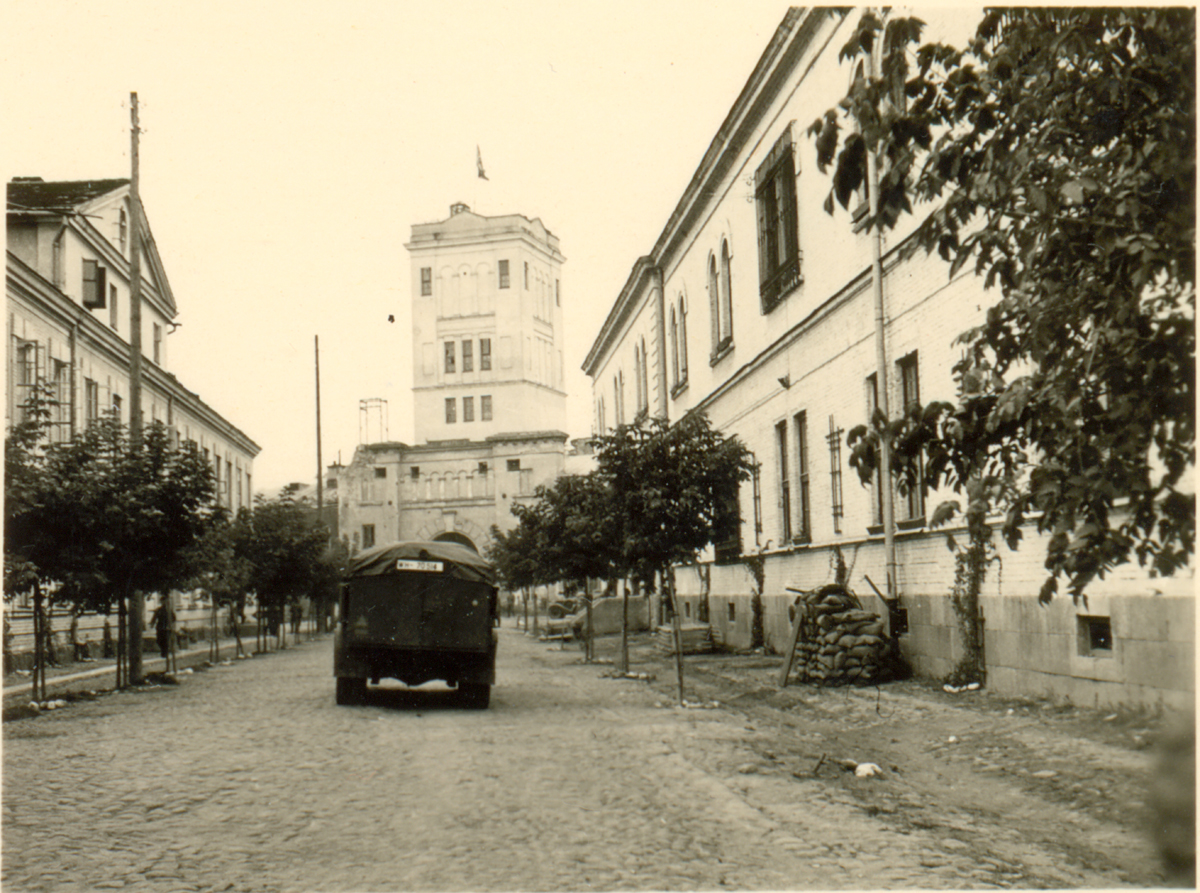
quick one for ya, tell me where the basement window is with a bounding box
[1077,615,1113,657]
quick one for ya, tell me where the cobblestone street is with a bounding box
[3,626,1171,891]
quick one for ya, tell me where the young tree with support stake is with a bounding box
[595,412,753,704]
[809,9,1194,685]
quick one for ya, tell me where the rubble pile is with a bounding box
[792,585,889,686]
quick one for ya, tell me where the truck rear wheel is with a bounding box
[336,676,366,706]
[460,683,490,709]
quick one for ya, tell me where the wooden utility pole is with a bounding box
[128,92,146,685]
[864,37,898,603]
[315,335,326,633]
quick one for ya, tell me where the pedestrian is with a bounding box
[150,598,173,660]
[70,609,83,662]
[290,602,302,636]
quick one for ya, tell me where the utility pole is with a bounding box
[128,92,146,685]
[865,25,898,605]
[315,335,326,632]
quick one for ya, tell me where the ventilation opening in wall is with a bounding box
[1077,615,1113,657]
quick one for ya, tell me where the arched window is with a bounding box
[709,254,721,354]
[678,294,689,381]
[669,306,680,387]
[638,336,649,414]
[720,240,733,344]
[118,208,128,254]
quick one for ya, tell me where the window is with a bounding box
[410,466,420,480]
[777,421,792,544]
[795,411,811,543]
[462,340,473,372]
[374,467,387,479]
[678,295,689,382]
[720,240,733,344]
[481,395,493,420]
[153,323,162,364]
[82,374,97,420]
[82,259,107,309]
[708,254,728,357]
[445,398,457,423]
[1077,615,1113,657]
[866,372,883,527]
[728,602,737,622]
[119,208,128,253]
[480,338,492,371]
[498,259,510,289]
[362,524,376,550]
[112,393,122,418]
[897,351,925,523]
[755,127,801,312]
[524,261,529,289]
[507,459,520,472]
[463,396,474,422]
[555,279,560,306]
[109,286,118,329]
[519,469,533,495]
[420,267,432,296]
[714,479,744,565]
[669,306,680,387]
[827,415,845,534]
[444,341,456,373]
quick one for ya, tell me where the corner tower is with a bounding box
[405,203,567,444]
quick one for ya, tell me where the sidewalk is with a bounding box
[3,631,325,705]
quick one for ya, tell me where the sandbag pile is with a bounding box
[655,623,713,655]
[791,585,889,686]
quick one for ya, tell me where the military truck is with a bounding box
[334,540,498,708]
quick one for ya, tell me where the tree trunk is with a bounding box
[667,568,685,705]
[31,581,45,704]
[116,594,127,689]
[129,589,144,685]
[210,598,220,663]
[620,578,629,675]
[584,585,594,663]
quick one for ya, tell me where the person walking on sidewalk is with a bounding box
[150,597,174,660]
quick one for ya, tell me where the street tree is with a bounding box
[487,521,543,633]
[514,473,620,661]
[595,412,754,700]
[234,487,329,651]
[810,8,1195,632]
[5,409,218,690]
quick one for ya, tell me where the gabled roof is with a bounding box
[7,178,129,213]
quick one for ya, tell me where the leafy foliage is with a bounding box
[5,413,219,611]
[232,486,330,627]
[817,8,1195,600]
[595,412,754,586]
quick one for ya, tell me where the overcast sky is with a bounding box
[6,1,810,495]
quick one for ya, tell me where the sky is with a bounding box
[5,0,803,495]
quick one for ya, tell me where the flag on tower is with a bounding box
[477,145,488,180]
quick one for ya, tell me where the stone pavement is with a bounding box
[2,628,1167,891]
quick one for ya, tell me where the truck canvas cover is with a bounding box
[347,540,496,586]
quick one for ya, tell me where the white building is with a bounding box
[7,177,259,508]
[332,204,573,556]
[583,9,1192,710]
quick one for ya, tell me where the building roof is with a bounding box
[7,178,130,213]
